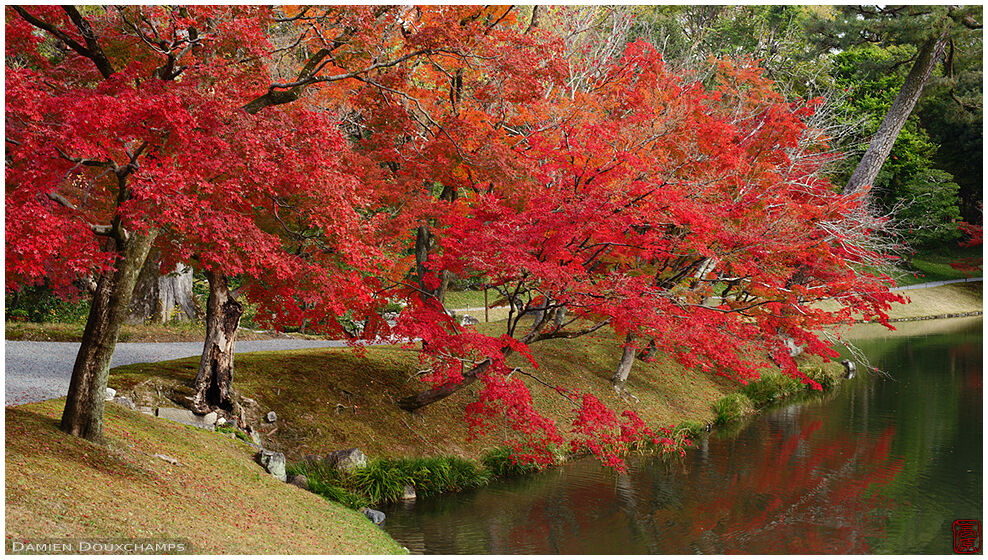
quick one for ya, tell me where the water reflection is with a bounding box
[382,320,981,554]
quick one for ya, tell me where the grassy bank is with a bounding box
[896,245,982,286]
[4,399,405,554]
[813,281,982,322]
[106,328,747,462]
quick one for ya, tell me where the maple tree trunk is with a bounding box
[397,359,492,412]
[60,229,158,444]
[611,334,637,388]
[126,248,161,324]
[191,271,243,413]
[844,32,949,195]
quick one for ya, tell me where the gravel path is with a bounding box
[8,278,980,406]
[5,338,356,406]
[893,277,982,291]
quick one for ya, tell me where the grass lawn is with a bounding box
[105,321,837,463]
[895,245,982,286]
[5,399,405,554]
[443,289,490,310]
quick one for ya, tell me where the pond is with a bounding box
[381,318,982,554]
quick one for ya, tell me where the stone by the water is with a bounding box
[360,507,386,525]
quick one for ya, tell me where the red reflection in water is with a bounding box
[653,417,903,553]
[503,414,903,554]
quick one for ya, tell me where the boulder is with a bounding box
[266,411,278,423]
[105,388,117,401]
[359,507,386,525]
[203,411,218,425]
[256,450,287,482]
[216,417,228,426]
[841,360,857,379]
[401,484,417,501]
[289,474,310,491]
[323,448,367,472]
[112,396,136,410]
[137,406,155,416]
[459,314,479,326]
[156,407,214,430]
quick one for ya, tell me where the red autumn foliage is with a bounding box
[6,7,903,461]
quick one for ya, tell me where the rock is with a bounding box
[323,448,367,472]
[256,450,287,482]
[266,411,277,423]
[289,474,309,490]
[400,484,416,501]
[156,407,214,430]
[203,411,218,425]
[359,507,386,525]
[459,314,479,326]
[105,388,117,401]
[250,430,263,446]
[216,417,227,426]
[152,453,180,466]
[841,360,857,379]
[112,396,136,410]
[138,406,155,416]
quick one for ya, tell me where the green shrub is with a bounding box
[742,372,803,407]
[713,393,754,425]
[801,363,841,390]
[480,447,543,478]
[5,286,91,324]
[349,461,411,503]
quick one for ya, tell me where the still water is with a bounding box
[382,319,982,554]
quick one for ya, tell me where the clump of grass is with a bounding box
[741,372,804,407]
[713,393,754,425]
[675,420,706,438]
[216,424,252,444]
[316,485,371,510]
[800,363,841,390]
[290,455,491,507]
[480,446,544,478]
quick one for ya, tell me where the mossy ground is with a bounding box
[4,399,405,554]
[105,321,830,463]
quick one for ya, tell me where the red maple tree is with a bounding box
[6,7,903,462]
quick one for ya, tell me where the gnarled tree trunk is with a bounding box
[60,229,158,444]
[190,271,243,413]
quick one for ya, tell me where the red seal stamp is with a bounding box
[953,520,981,554]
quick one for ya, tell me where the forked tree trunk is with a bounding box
[191,271,243,413]
[611,334,637,388]
[844,31,949,195]
[60,229,158,444]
